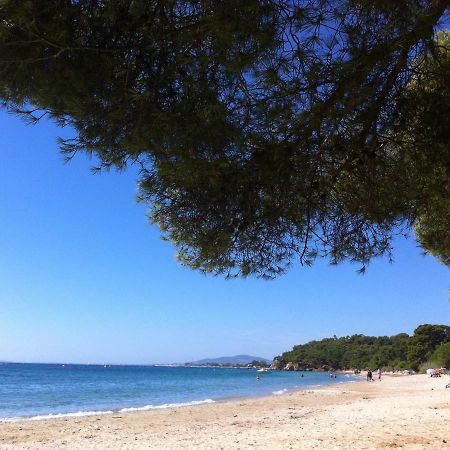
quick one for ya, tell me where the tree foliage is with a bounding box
[0,0,448,278]
[278,325,450,370]
[431,341,450,367]
[400,30,450,266]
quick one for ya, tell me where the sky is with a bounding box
[0,110,449,365]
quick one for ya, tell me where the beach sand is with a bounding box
[1,374,449,449]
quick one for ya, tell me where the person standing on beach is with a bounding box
[378,369,382,381]
[367,370,372,381]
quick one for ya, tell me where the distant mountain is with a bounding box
[188,355,271,365]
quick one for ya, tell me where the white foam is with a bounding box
[1,399,216,422]
[1,410,114,423]
[272,388,288,395]
[119,399,215,412]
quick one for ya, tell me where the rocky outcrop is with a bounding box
[284,362,295,371]
[273,361,336,371]
[270,361,284,370]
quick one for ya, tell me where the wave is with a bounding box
[272,388,288,395]
[119,399,215,412]
[0,399,215,422]
[1,410,114,423]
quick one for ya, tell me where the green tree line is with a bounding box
[277,324,450,371]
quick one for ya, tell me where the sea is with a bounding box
[0,363,358,421]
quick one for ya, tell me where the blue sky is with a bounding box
[0,110,448,364]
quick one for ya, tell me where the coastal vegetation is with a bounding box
[275,324,450,371]
[185,355,270,367]
[184,360,269,368]
[0,1,448,278]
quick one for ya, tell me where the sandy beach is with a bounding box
[1,374,449,449]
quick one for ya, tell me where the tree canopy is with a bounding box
[277,324,450,371]
[431,342,450,368]
[0,0,448,278]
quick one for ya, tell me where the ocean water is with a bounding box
[0,363,357,421]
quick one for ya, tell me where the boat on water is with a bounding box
[257,368,271,373]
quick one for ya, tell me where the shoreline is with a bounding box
[0,372,359,423]
[1,374,449,449]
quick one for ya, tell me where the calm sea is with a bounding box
[0,363,357,421]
